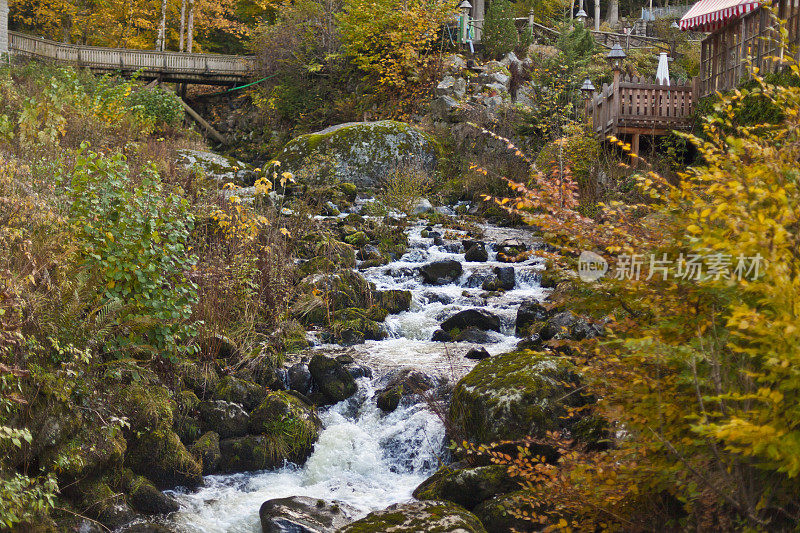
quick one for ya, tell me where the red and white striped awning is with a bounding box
[679,0,761,31]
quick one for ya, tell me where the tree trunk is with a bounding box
[157,0,167,51]
[179,0,186,52]
[594,0,601,30]
[607,0,619,27]
[187,0,195,53]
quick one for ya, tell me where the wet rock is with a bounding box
[482,266,515,291]
[189,431,221,475]
[464,243,488,262]
[473,490,532,533]
[376,368,436,412]
[198,400,249,439]
[119,524,177,533]
[125,429,202,489]
[515,334,542,351]
[423,292,453,305]
[248,391,321,462]
[288,363,313,395]
[413,464,517,510]
[339,500,486,533]
[214,376,266,411]
[347,364,372,380]
[465,347,490,360]
[442,242,464,253]
[122,471,180,515]
[419,259,463,285]
[440,309,501,332]
[75,479,138,530]
[375,289,413,314]
[260,496,358,533]
[495,238,528,257]
[539,311,577,341]
[515,301,549,336]
[309,354,358,404]
[453,327,496,344]
[450,351,586,445]
[356,244,382,262]
[431,329,452,342]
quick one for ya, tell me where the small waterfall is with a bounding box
[167,213,546,533]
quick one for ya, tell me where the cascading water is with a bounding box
[167,209,546,533]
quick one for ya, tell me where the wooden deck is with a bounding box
[8,31,256,85]
[590,75,697,137]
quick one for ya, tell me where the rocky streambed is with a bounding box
[153,194,604,533]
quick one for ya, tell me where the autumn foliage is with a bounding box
[480,50,800,530]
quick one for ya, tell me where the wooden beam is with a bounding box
[179,98,228,145]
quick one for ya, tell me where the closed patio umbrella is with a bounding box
[656,52,671,85]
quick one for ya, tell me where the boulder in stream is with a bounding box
[515,300,549,336]
[267,121,440,188]
[309,354,358,404]
[464,242,488,262]
[259,496,357,533]
[338,500,486,533]
[465,347,490,360]
[413,464,517,510]
[375,368,436,412]
[440,309,501,333]
[419,259,463,285]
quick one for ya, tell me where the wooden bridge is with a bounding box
[7,31,256,85]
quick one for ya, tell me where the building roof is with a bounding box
[679,0,761,31]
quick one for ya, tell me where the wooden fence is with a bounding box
[591,76,697,137]
[8,31,255,85]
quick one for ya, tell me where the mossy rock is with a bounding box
[214,375,266,411]
[267,121,440,188]
[344,231,370,247]
[40,424,127,483]
[375,290,413,315]
[113,382,175,432]
[198,400,249,439]
[413,464,517,510]
[177,149,255,185]
[472,490,533,533]
[298,256,336,277]
[177,390,200,412]
[189,431,221,475]
[248,391,321,465]
[450,351,586,445]
[308,354,358,404]
[178,360,220,399]
[118,469,180,515]
[216,434,291,473]
[293,270,375,325]
[75,478,138,530]
[125,428,202,489]
[339,500,486,533]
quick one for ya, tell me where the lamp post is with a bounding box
[458,0,472,44]
[580,78,596,122]
[576,0,587,27]
[607,42,627,85]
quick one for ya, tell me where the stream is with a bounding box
[166,207,547,532]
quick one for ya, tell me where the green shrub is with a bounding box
[60,145,199,361]
[482,0,518,59]
[128,86,184,131]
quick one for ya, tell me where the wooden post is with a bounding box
[631,133,640,167]
[179,98,228,145]
[0,0,8,58]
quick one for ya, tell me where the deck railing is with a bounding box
[8,31,255,84]
[591,76,697,136]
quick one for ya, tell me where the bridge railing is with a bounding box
[8,31,255,82]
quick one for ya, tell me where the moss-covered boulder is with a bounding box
[293,270,375,325]
[39,424,126,484]
[177,149,255,185]
[339,500,486,533]
[113,382,175,432]
[413,464,517,510]
[450,351,585,445]
[198,400,250,439]
[178,360,220,399]
[189,431,221,474]
[308,354,358,404]
[268,121,440,188]
[472,490,533,533]
[375,290,413,315]
[75,478,138,530]
[248,391,321,465]
[119,469,180,515]
[125,428,202,489]
[214,376,266,410]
